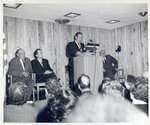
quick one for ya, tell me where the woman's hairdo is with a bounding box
[8,81,28,105]
[74,32,82,41]
[47,88,78,122]
[130,77,148,103]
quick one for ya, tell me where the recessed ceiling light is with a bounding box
[3,3,22,9]
[64,12,81,18]
[106,20,120,24]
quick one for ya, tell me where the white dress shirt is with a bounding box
[75,40,81,50]
[19,58,25,71]
[37,59,43,67]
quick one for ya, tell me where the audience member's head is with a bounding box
[78,74,90,92]
[99,50,105,57]
[130,77,148,103]
[45,78,62,98]
[8,81,28,105]
[15,48,25,60]
[124,75,137,90]
[74,32,82,42]
[33,49,43,59]
[99,78,125,99]
[64,94,148,122]
[46,88,78,122]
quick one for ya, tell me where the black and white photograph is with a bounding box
[0,0,149,124]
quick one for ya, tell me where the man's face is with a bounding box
[75,34,83,43]
[100,50,105,57]
[36,50,43,59]
[17,49,25,60]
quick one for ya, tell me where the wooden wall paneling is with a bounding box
[53,23,60,76]
[4,16,148,83]
[99,29,105,52]
[140,21,148,74]
[29,20,39,60]
[80,26,88,45]
[6,17,16,63]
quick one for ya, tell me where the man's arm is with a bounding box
[7,59,22,76]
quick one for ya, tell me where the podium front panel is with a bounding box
[74,55,103,95]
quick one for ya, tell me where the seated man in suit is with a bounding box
[75,74,92,96]
[100,50,118,80]
[66,32,86,90]
[7,48,35,100]
[31,49,57,83]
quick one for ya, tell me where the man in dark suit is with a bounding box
[66,32,86,90]
[100,50,118,80]
[31,49,57,83]
[8,48,35,100]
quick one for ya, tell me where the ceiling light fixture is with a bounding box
[139,12,148,17]
[3,3,22,9]
[106,20,120,24]
[64,12,81,18]
[55,19,70,24]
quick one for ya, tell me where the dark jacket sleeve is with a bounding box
[109,55,118,68]
[7,59,22,76]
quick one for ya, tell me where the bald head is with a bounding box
[15,48,25,60]
[100,50,105,57]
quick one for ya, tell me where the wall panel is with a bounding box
[4,16,148,85]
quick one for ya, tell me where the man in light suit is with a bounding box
[100,50,118,80]
[8,48,35,100]
[66,32,86,90]
[31,49,57,83]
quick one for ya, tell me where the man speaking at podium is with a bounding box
[66,32,86,90]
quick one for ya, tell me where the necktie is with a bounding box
[22,59,25,67]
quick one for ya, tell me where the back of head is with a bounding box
[130,77,148,103]
[45,78,62,97]
[47,88,78,122]
[64,94,148,122]
[8,82,27,105]
[78,74,90,90]
[99,78,125,99]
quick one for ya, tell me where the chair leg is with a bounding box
[37,85,39,101]
[32,88,35,106]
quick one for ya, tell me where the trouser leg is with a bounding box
[107,69,115,80]
[22,78,35,100]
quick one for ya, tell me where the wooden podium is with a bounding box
[73,53,103,95]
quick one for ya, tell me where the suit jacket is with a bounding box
[8,57,33,80]
[66,41,85,58]
[103,55,118,73]
[31,59,53,75]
